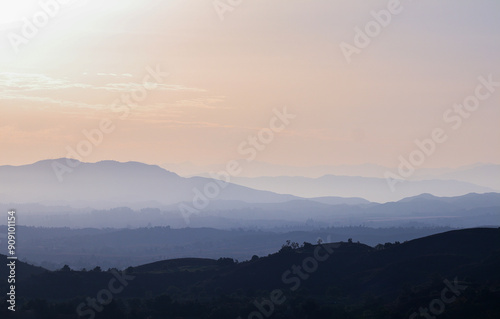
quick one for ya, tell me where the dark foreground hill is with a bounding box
[1,228,499,318]
[0,254,46,281]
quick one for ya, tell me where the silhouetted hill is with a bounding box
[2,228,499,318]
[4,228,498,301]
[132,257,218,274]
[0,254,47,281]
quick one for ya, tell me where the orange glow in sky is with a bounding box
[1,0,499,169]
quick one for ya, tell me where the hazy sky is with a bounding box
[1,0,499,168]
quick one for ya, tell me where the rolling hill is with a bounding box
[2,228,499,318]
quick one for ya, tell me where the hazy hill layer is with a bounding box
[0,159,297,208]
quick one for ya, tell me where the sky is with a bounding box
[0,0,499,169]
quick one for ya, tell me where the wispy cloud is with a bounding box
[0,72,90,91]
[96,73,133,77]
[0,72,214,110]
[100,83,207,93]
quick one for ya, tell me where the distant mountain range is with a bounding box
[1,159,499,229]
[226,174,495,202]
[161,161,500,190]
[1,159,498,207]
[0,158,297,208]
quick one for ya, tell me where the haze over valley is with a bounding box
[1,1,499,318]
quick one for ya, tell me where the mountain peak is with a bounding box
[398,193,439,202]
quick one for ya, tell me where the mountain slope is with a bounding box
[0,159,298,208]
[227,174,494,202]
[0,254,47,281]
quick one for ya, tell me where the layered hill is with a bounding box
[0,159,297,208]
[5,228,499,300]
